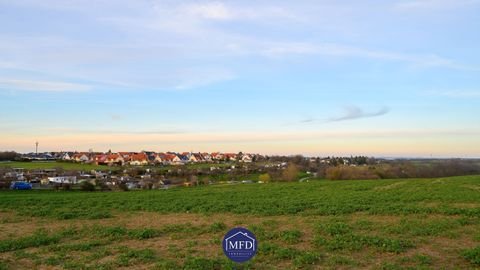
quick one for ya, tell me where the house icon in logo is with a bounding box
[223,228,257,263]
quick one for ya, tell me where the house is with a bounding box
[73,153,90,163]
[192,153,204,162]
[224,153,238,161]
[60,152,72,160]
[241,154,253,163]
[48,176,78,184]
[160,153,182,165]
[93,154,108,165]
[176,154,189,164]
[188,154,198,163]
[22,152,55,161]
[145,153,163,164]
[211,152,224,160]
[118,152,133,163]
[106,153,124,165]
[129,153,149,166]
[201,153,212,162]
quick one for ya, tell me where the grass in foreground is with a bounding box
[0,175,479,269]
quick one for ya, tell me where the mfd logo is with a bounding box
[222,227,257,263]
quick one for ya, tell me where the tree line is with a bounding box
[0,151,19,161]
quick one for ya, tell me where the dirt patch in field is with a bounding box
[461,184,480,191]
[450,202,480,208]
[349,212,403,224]
[373,181,407,191]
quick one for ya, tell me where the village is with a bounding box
[0,151,270,190]
[0,150,377,191]
[21,151,258,165]
[4,150,473,192]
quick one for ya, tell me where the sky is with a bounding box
[0,0,479,157]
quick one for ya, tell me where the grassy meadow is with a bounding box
[0,162,112,171]
[0,161,237,172]
[0,176,480,269]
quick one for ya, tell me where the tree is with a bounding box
[189,175,199,186]
[281,164,298,182]
[0,151,18,161]
[258,173,271,183]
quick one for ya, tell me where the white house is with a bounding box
[241,154,253,163]
[61,153,71,160]
[48,176,78,184]
[73,153,90,163]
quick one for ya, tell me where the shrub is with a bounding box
[281,164,298,181]
[258,173,271,183]
[326,166,380,180]
[79,181,95,192]
[99,183,111,191]
[118,182,129,191]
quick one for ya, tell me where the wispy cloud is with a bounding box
[262,42,473,70]
[109,114,123,121]
[395,0,480,10]
[0,0,477,96]
[43,127,187,135]
[0,78,91,92]
[425,90,480,98]
[295,105,390,125]
[329,106,390,122]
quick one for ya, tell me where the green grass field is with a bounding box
[1,176,479,269]
[0,161,113,171]
[0,161,238,172]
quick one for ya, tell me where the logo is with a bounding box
[222,227,257,263]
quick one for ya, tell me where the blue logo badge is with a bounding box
[223,227,257,263]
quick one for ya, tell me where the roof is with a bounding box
[130,153,148,161]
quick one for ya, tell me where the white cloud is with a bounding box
[395,0,480,10]
[0,78,91,92]
[0,0,476,94]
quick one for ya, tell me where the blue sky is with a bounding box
[1,0,479,157]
